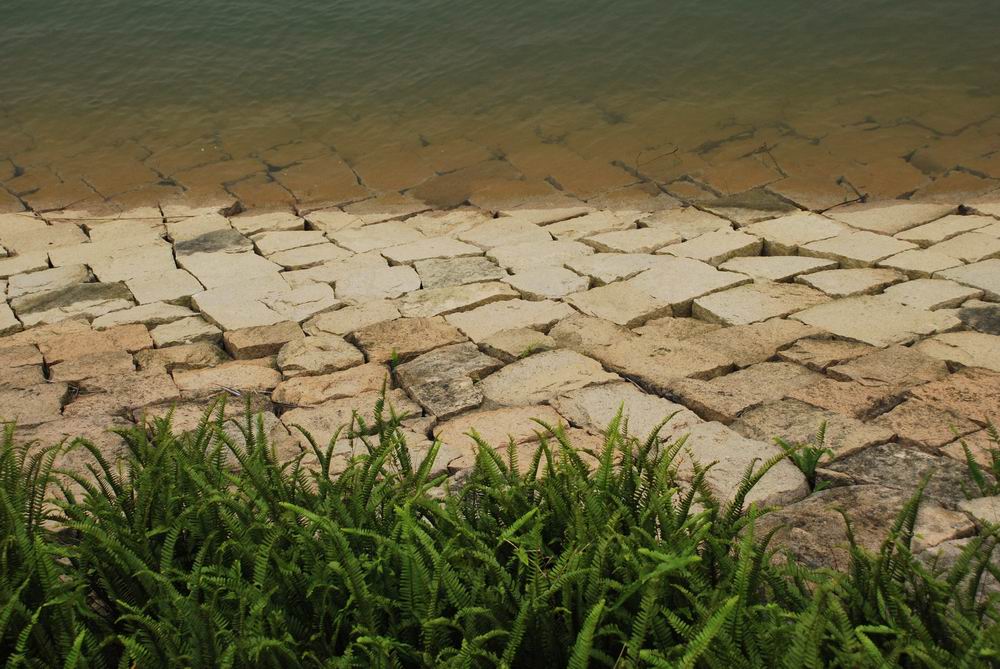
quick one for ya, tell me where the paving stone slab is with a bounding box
[598,336,734,393]
[732,399,895,460]
[692,281,829,326]
[413,256,506,289]
[282,389,421,444]
[827,345,949,388]
[328,221,426,253]
[564,253,664,286]
[135,343,229,373]
[480,328,557,363]
[487,240,594,272]
[231,212,305,236]
[396,342,504,418]
[776,338,875,371]
[638,207,733,239]
[877,249,964,279]
[87,242,178,283]
[397,281,518,317]
[335,265,421,301]
[126,268,204,305]
[718,255,836,282]
[936,259,1000,300]
[504,267,589,300]
[272,363,390,406]
[827,202,955,235]
[744,212,847,255]
[50,350,136,384]
[796,268,906,297]
[445,299,575,342]
[351,316,467,363]
[150,316,223,347]
[583,227,681,253]
[457,219,552,248]
[13,282,135,327]
[0,383,70,427]
[479,349,619,407]
[303,300,400,336]
[544,210,634,240]
[882,278,983,310]
[908,368,1000,427]
[956,303,1000,335]
[281,253,388,289]
[223,321,303,359]
[941,430,1000,467]
[191,284,285,330]
[275,335,364,377]
[660,229,762,266]
[91,302,196,330]
[787,377,907,420]
[792,295,961,346]
[432,405,568,469]
[801,230,919,268]
[173,360,282,398]
[0,251,50,278]
[552,381,703,442]
[178,252,284,290]
[626,257,751,314]
[871,399,979,450]
[668,361,824,423]
[382,237,483,265]
[7,265,90,300]
[683,318,820,368]
[676,421,809,507]
[548,314,634,359]
[926,232,1000,263]
[252,230,328,256]
[259,284,341,323]
[958,497,1000,528]
[566,282,673,327]
[174,229,253,256]
[633,316,723,340]
[895,214,995,247]
[268,243,352,270]
[914,332,1000,372]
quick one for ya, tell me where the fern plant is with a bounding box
[776,422,834,492]
[962,421,1000,497]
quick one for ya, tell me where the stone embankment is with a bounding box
[1,199,999,570]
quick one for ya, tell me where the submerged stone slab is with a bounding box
[792,295,961,347]
[566,282,672,327]
[445,299,575,342]
[800,231,918,268]
[731,399,895,460]
[882,278,983,310]
[692,282,829,326]
[413,256,506,289]
[552,381,703,442]
[914,332,1000,372]
[718,255,836,282]
[796,268,906,298]
[479,349,618,407]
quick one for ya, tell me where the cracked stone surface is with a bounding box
[2,199,998,563]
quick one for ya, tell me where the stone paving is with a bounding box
[1,198,999,570]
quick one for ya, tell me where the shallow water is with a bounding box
[2,0,1000,212]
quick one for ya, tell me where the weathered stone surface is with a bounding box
[633,316,722,340]
[958,497,1000,528]
[433,404,568,457]
[125,269,204,305]
[13,282,134,327]
[827,345,949,388]
[504,267,589,300]
[818,442,972,510]
[796,268,906,298]
[328,221,425,253]
[957,303,1000,335]
[396,342,503,418]
[223,321,303,359]
[276,335,365,378]
[549,314,633,359]
[909,368,1000,426]
[231,212,304,236]
[661,229,762,266]
[882,278,982,310]
[282,389,421,443]
[941,431,999,467]
[165,214,230,243]
[744,213,846,255]
[192,285,285,330]
[0,383,69,426]
[252,231,327,256]
[272,363,390,406]
[937,259,1000,300]
[544,210,633,240]
[0,251,50,279]
[896,214,994,247]
[792,295,961,347]
[0,302,20,335]
[598,336,733,393]
[91,302,196,329]
[178,252,283,290]
[281,253,387,289]
[49,350,135,384]
[914,332,1000,372]
[174,229,253,256]
[268,243,351,270]
[150,317,223,347]
[552,381,703,442]
[787,377,905,420]
[304,300,399,336]
[732,399,894,460]
[397,282,518,317]
[676,422,809,507]
[639,207,732,239]
[626,257,751,314]
[718,256,836,282]
[413,256,506,289]
[352,316,467,363]
[458,218,552,249]
[480,328,558,363]
[445,299,575,342]
[927,232,1000,263]
[173,360,282,398]
[259,284,341,323]
[871,400,978,450]
[771,336,873,374]
[669,362,823,423]
[84,242,178,283]
[135,343,229,372]
[382,237,482,265]
[34,323,148,363]
[487,240,594,272]
[335,265,420,300]
[878,249,963,279]
[756,485,971,570]
[567,282,672,327]
[800,231,918,268]
[564,253,663,285]
[828,202,954,235]
[692,282,829,326]
[583,227,681,254]
[7,265,90,299]
[479,349,618,407]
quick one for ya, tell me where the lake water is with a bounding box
[2,0,999,213]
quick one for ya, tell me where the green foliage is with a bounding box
[962,421,1000,497]
[776,422,834,492]
[1,399,999,668]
